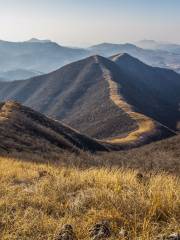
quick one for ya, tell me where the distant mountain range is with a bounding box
[0,39,179,80]
[27,38,52,43]
[0,69,43,81]
[0,39,90,74]
[0,54,179,146]
[90,42,180,73]
[136,40,180,54]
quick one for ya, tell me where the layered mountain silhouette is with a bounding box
[0,39,89,73]
[0,69,43,81]
[0,54,179,145]
[0,101,107,153]
[0,39,180,78]
[90,42,180,73]
[90,43,139,56]
[136,40,180,54]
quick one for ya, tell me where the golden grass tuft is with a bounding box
[0,156,179,239]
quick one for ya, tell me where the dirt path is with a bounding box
[96,56,156,144]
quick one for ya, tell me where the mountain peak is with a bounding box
[110,52,146,66]
[110,53,132,61]
[88,54,107,62]
[27,38,52,43]
[79,55,113,67]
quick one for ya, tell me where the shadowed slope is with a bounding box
[99,61,155,143]
[0,101,108,154]
[110,53,180,132]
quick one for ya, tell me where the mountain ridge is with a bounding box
[0,54,179,146]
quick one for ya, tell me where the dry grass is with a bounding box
[0,156,179,240]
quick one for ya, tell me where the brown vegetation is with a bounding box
[0,156,179,240]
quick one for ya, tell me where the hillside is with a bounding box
[97,134,180,174]
[0,55,179,145]
[0,56,138,140]
[0,101,107,154]
[1,100,179,174]
[0,39,89,73]
[0,101,179,174]
[0,100,179,239]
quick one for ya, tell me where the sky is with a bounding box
[0,0,180,47]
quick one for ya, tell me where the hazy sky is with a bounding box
[0,0,180,46]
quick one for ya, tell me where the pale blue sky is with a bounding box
[0,0,179,46]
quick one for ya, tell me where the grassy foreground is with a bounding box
[0,156,179,240]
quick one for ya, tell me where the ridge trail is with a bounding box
[96,56,156,143]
